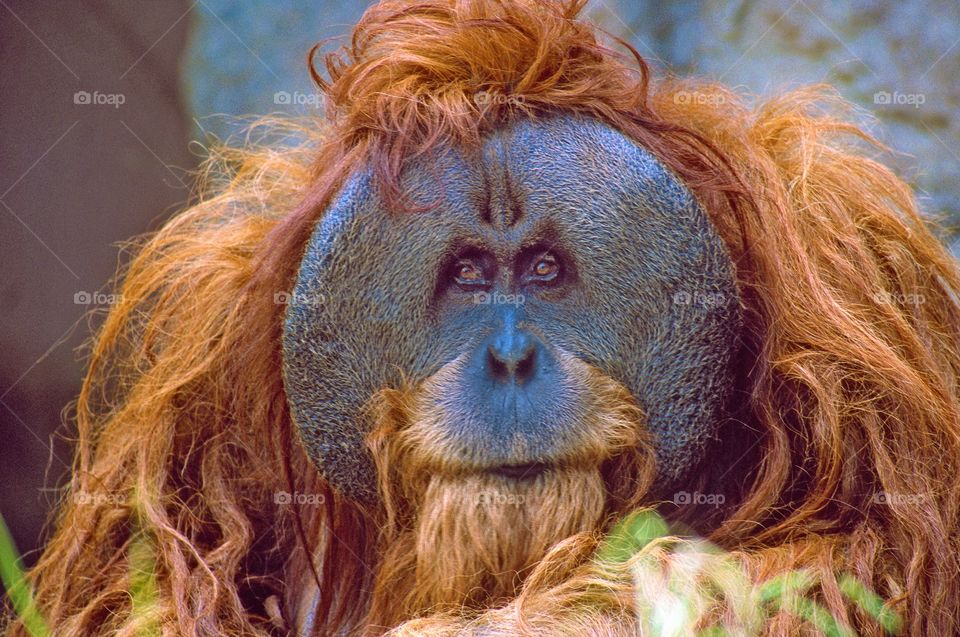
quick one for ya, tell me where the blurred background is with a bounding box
[1,0,958,566]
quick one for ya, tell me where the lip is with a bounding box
[489,462,551,480]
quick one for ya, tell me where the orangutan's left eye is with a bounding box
[529,252,560,283]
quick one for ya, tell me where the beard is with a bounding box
[363,360,655,628]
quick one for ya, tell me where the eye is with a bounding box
[529,252,560,282]
[454,259,486,286]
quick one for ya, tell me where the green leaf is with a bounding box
[0,510,50,637]
[839,573,903,634]
[597,509,670,565]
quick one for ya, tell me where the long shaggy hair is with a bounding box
[5,0,960,635]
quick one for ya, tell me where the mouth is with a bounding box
[489,462,551,481]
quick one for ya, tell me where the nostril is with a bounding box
[515,343,536,383]
[487,345,510,380]
[487,341,537,383]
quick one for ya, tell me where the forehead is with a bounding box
[398,115,693,240]
[304,115,709,304]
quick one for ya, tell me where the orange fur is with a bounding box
[5,1,960,635]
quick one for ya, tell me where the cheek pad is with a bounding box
[282,115,742,504]
[501,119,742,494]
[281,167,469,505]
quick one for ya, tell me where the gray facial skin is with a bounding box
[282,114,742,505]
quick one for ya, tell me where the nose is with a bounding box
[484,328,539,384]
[460,311,565,462]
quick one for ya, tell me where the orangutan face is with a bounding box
[281,114,738,612]
[284,113,735,508]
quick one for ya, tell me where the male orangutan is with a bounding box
[5,0,960,635]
